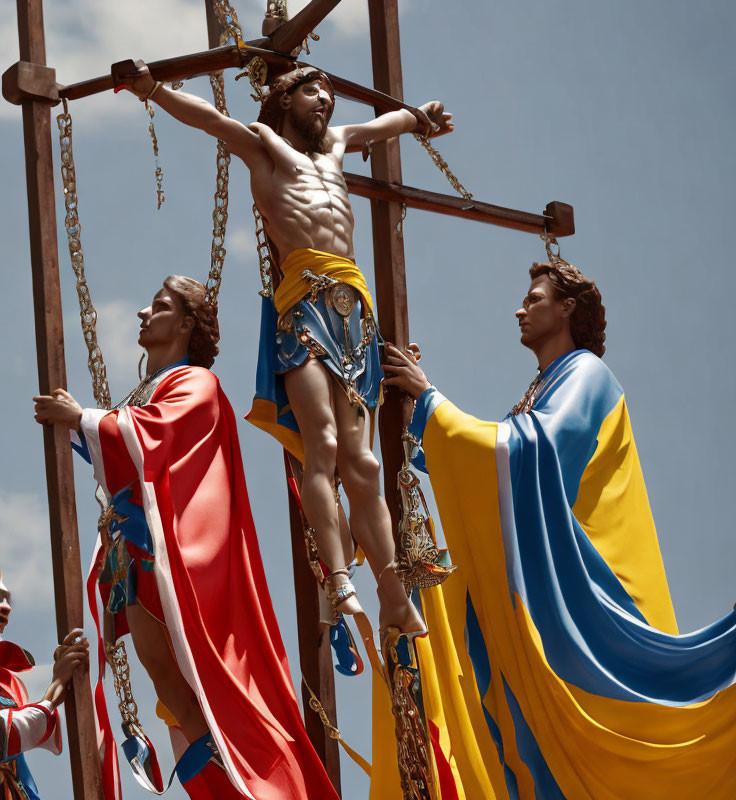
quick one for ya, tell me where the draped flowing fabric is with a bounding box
[80,366,339,800]
[409,350,736,799]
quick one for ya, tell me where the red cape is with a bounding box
[85,366,337,799]
[0,640,33,707]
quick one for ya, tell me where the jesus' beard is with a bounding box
[287,108,330,154]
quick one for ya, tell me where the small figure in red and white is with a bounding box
[0,569,88,800]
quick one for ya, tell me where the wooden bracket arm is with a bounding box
[544,201,575,237]
[2,61,59,105]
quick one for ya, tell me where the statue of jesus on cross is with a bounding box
[118,62,452,635]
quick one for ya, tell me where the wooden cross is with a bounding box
[3,1,574,797]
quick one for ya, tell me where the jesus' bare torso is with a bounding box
[250,133,355,262]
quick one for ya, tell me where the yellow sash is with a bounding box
[273,248,374,320]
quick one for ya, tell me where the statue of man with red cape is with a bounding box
[34,276,338,800]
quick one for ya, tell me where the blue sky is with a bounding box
[2,1,735,798]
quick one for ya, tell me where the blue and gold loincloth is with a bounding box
[247,249,383,463]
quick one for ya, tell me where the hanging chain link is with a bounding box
[253,204,275,298]
[265,0,288,23]
[210,0,245,45]
[396,202,407,234]
[541,229,566,264]
[145,100,165,210]
[202,0,247,307]
[106,639,142,726]
[56,100,112,411]
[205,72,232,308]
[413,133,473,201]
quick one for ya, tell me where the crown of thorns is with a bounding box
[257,66,335,130]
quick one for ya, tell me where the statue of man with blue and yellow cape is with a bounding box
[381,260,736,800]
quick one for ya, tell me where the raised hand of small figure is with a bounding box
[44,628,89,708]
[33,389,83,429]
[382,343,431,399]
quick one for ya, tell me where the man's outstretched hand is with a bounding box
[382,343,432,399]
[414,101,454,138]
[33,389,83,430]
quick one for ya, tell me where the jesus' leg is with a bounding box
[332,386,425,633]
[284,358,361,611]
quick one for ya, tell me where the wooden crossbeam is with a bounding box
[346,173,574,235]
[55,44,419,116]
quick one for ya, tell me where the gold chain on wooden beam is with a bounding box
[413,133,473,202]
[253,204,275,298]
[56,100,112,411]
[210,0,245,46]
[265,0,287,19]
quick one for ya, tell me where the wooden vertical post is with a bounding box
[14,1,103,798]
[287,484,342,792]
[368,0,411,529]
[204,0,224,48]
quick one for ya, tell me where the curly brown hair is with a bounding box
[529,262,607,357]
[257,66,335,152]
[163,275,220,369]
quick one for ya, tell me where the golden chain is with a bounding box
[541,230,567,265]
[211,0,245,46]
[265,0,288,21]
[205,72,231,308]
[145,100,165,210]
[202,1,246,307]
[106,639,141,726]
[413,133,473,201]
[253,204,275,298]
[303,678,341,740]
[56,100,112,411]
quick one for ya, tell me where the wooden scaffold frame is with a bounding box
[3,1,575,797]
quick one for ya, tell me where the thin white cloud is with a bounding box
[64,299,143,399]
[93,299,143,381]
[0,491,53,613]
[226,224,255,257]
